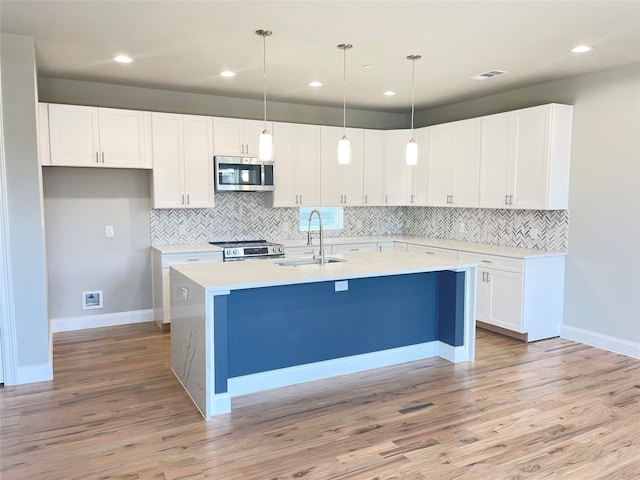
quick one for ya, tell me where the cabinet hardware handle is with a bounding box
[364,194,368,204]
[482,272,486,282]
[509,194,514,205]
[187,258,199,262]
[186,194,190,205]
[300,194,302,203]
[481,260,492,263]
[101,152,105,164]
[450,194,454,204]
[96,152,99,164]
[486,272,490,282]
[182,194,185,205]
[411,194,415,203]
[344,194,347,204]
[385,194,388,204]
[350,248,359,251]
[505,194,509,205]
[426,251,434,255]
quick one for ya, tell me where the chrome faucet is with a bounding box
[307,209,325,263]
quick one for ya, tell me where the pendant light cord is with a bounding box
[262,32,267,132]
[342,46,347,137]
[410,57,415,137]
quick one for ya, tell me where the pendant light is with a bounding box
[337,43,353,165]
[406,54,421,166]
[256,29,273,161]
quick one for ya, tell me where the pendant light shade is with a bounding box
[337,43,353,165]
[256,29,273,161]
[406,54,421,166]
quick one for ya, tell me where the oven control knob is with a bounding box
[232,249,238,255]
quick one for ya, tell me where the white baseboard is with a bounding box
[16,362,53,384]
[228,341,440,398]
[562,325,640,359]
[51,309,154,333]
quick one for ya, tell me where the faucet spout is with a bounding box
[307,209,325,263]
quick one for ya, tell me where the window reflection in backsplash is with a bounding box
[150,192,568,251]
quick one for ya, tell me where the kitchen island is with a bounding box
[170,251,477,419]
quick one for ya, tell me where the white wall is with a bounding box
[39,77,409,130]
[417,64,640,353]
[0,33,52,384]
[43,168,152,323]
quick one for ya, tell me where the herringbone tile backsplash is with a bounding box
[150,193,568,251]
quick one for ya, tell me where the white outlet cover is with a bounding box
[83,290,103,310]
[335,280,348,292]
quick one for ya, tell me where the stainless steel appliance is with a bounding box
[214,156,275,192]
[209,240,285,261]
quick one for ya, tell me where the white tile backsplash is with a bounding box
[150,193,568,251]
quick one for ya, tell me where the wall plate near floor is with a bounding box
[82,290,103,310]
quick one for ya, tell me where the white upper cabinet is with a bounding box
[213,117,271,157]
[321,126,364,206]
[151,113,214,209]
[363,129,386,206]
[480,104,572,209]
[48,103,151,168]
[427,118,481,207]
[268,122,321,207]
[384,129,412,206]
[410,127,429,206]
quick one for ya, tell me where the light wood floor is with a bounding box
[1,323,639,480]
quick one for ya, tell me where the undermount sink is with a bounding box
[275,257,347,267]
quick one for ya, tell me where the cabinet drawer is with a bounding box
[286,246,316,257]
[331,243,377,254]
[161,251,223,268]
[406,244,458,260]
[458,252,523,273]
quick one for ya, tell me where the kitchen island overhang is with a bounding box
[169,251,477,419]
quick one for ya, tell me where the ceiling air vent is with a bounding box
[470,70,509,80]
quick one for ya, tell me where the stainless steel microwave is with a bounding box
[214,156,274,192]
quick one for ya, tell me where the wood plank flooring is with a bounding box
[1,323,639,479]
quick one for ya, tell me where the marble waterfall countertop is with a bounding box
[171,250,476,293]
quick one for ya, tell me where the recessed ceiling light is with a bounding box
[309,81,323,87]
[219,71,236,77]
[570,45,594,53]
[362,64,373,69]
[113,55,133,63]
[383,91,396,96]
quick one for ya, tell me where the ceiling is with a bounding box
[1,1,639,113]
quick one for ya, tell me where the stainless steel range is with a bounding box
[209,240,285,262]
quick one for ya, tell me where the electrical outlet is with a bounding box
[178,224,187,236]
[335,280,348,292]
[459,223,467,234]
[105,225,114,237]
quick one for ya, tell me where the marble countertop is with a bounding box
[172,250,475,293]
[154,236,566,259]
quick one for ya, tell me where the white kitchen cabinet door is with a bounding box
[98,108,149,168]
[213,117,271,157]
[427,123,454,206]
[480,104,572,210]
[269,122,321,207]
[452,118,481,207]
[151,113,185,208]
[384,129,412,205]
[296,124,322,206]
[182,115,214,208]
[49,104,100,167]
[483,268,524,332]
[151,113,214,209]
[321,126,364,206]
[479,112,514,208]
[363,129,385,206]
[49,104,149,168]
[410,127,429,206]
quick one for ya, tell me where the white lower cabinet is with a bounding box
[458,251,564,341]
[151,249,223,329]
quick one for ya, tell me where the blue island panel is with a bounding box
[222,271,464,379]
